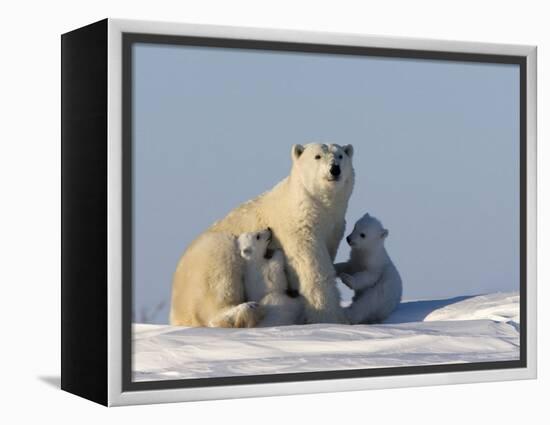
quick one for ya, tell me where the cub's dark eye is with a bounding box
[256,234,260,240]
[360,233,366,238]
[315,154,321,160]
[338,154,343,159]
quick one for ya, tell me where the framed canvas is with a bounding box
[61,18,537,406]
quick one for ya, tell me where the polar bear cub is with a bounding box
[238,228,303,327]
[335,213,402,324]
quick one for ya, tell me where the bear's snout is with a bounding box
[329,164,341,177]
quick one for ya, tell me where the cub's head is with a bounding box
[237,228,273,261]
[291,143,354,198]
[346,213,388,253]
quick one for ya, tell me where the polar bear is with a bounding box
[238,228,303,327]
[335,213,402,324]
[170,143,355,326]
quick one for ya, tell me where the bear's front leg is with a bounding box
[340,270,381,291]
[339,272,357,289]
[289,241,348,324]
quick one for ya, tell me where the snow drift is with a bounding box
[133,292,519,382]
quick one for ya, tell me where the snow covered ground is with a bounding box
[133,292,519,382]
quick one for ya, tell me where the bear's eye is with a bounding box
[360,233,366,238]
[315,154,321,160]
[256,234,260,240]
[338,154,343,159]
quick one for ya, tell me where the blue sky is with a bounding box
[132,43,520,324]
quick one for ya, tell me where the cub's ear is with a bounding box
[381,229,389,239]
[343,144,354,158]
[292,144,305,161]
[241,248,252,257]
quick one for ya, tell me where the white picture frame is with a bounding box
[61,18,537,406]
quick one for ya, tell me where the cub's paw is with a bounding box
[244,301,260,310]
[339,273,356,289]
[234,302,264,327]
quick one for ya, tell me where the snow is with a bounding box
[133,292,519,382]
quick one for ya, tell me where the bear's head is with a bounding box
[346,213,388,254]
[291,143,354,199]
[238,228,273,261]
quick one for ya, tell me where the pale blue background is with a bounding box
[132,43,520,324]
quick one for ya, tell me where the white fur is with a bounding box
[335,213,402,324]
[170,143,355,326]
[170,232,263,328]
[238,229,303,327]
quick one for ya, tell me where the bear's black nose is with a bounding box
[330,164,341,177]
[346,235,351,244]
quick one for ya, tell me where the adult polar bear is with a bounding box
[170,143,355,326]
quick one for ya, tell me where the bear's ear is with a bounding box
[343,144,354,158]
[241,248,252,258]
[380,229,389,239]
[292,144,305,161]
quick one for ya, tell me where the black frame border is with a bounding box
[122,32,527,392]
[61,19,109,405]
